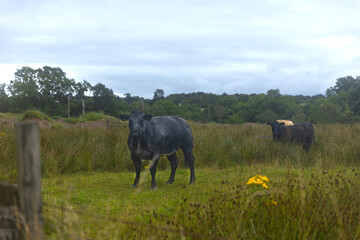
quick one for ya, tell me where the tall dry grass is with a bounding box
[1,122,360,179]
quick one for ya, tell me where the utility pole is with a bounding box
[82,100,85,115]
[67,95,70,118]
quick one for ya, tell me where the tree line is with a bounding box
[0,66,359,124]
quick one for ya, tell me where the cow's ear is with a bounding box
[120,114,130,121]
[143,114,152,121]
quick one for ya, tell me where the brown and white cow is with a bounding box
[267,121,315,152]
[276,120,294,126]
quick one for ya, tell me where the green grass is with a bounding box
[42,166,360,239]
[65,112,106,124]
[81,112,106,122]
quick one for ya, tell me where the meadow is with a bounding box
[1,117,360,239]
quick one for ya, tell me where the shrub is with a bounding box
[20,110,51,121]
[81,112,105,122]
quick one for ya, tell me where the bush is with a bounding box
[81,112,105,122]
[64,118,78,124]
[20,110,51,121]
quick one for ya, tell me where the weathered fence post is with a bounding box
[16,122,43,240]
[0,183,19,240]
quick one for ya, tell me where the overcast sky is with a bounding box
[1,0,360,99]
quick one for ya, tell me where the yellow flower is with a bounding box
[246,177,257,185]
[144,166,149,169]
[246,175,270,189]
[256,175,269,182]
[271,201,278,206]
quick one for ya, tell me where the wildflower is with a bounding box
[0,133,5,136]
[271,201,278,206]
[246,175,269,189]
[256,175,269,182]
[144,166,149,169]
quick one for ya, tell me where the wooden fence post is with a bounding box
[16,122,43,240]
[0,183,19,240]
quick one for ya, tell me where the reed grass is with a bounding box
[1,122,360,178]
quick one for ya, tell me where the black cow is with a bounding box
[120,111,196,189]
[267,121,315,152]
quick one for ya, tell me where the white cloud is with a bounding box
[314,36,360,62]
[1,0,360,98]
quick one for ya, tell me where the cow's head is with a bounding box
[267,121,285,139]
[120,111,152,138]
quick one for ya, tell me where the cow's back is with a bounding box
[148,116,194,153]
[286,123,314,143]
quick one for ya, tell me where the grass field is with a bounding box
[42,166,360,239]
[1,118,360,239]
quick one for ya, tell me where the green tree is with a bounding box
[150,99,185,116]
[182,103,203,122]
[124,93,133,103]
[291,111,308,123]
[91,83,123,116]
[0,83,9,112]
[8,66,40,112]
[74,80,91,99]
[267,89,281,98]
[70,80,92,116]
[308,98,341,123]
[325,76,359,121]
[326,76,358,96]
[348,80,360,116]
[37,66,75,116]
[151,89,165,105]
[256,109,279,123]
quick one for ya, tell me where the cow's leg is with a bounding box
[303,141,311,153]
[166,153,178,184]
[149,153,160,190]
[302,134,313,153]
[131,156,141,188]
[183,149,196,184]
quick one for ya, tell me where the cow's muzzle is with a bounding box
[131,131,140,138]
